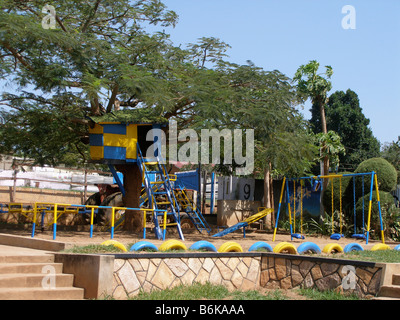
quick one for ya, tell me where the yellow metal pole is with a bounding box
[53,203,58,240]
[374,174,385,244]
[111,207,115,239]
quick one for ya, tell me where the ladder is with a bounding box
[174,181,211,234]
[137,144,184,241]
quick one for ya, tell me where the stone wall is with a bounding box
[112,253,262,299]
[260,253,383,298]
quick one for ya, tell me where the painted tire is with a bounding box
[394,244,400,251]
[297,242,321,254]
[218,241,243,253]
[322,243,344,254]
[248,241,273,252]
[159,239,187,252]
[370,243,391,251]
[189,241,217,252]
[273,242,297,254]
[101,240,128,252]
[343,243,364,253]
[129,241,158,252]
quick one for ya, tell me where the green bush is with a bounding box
[355,191,396,239]
[354,158,397,196]
[322,172,353,217]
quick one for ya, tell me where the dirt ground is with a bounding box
[2,225,397,252]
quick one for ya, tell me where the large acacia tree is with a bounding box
[0,0,319,232]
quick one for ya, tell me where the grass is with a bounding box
[325,249,400,263]
[125,282,363,301]
[296,288,362,300]
[62,244,125,254]
[130,282,288,300]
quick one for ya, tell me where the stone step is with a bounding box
[0,287,84,300]
[392,274,400,286]
[0,254,54,264]
[373,296,400,300]
[0,262,64,274]
[378,285,400,299]
[0,273,74,288]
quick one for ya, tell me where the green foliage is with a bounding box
[381,136,400,184]
[325,90,381,170]
[355,158,398,194]
[356,191,398,239]
[315,131,346,170]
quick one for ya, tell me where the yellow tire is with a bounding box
[322,243,344,254]
[101,240,128,252]
[371,243,391,251]
[273,242,297,254]
[218,241,243,253]
[159,239,188,252]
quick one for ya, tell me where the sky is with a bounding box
[157,0,400,146]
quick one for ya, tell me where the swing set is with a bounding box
[272,171,384,245]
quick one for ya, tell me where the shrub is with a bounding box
[355,191,396,239]
[354,158,397,196]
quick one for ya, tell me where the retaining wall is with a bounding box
[109,252,387,299]
[260,253,383,297]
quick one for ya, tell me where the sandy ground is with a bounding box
[1,226,397,252]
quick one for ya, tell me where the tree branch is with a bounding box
[106,84,119,113]
[81,0,102,33]
[1,42,33,71]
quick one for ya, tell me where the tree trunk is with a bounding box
[115,164,143,232]
[319,100,330,182]
[263,164,273,230]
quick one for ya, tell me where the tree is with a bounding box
[293,60,333,181]
[381,137,400,184]
[325,89,380,170]
[0,0,184,232]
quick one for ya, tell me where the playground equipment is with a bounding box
[272,242,297,254]
[189,241,217,252]
[212,207,274,238]
[217,241,243,253]
[322,243,344,254]
[130,241,158,252]
[273,172,385,245]
[159,239,188,252]
[101,240,128,252]
[343,243,364,252]
[297,242,322,254]
[248,241,273,252]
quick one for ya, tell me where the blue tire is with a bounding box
[343,243,364,253]
[129,241,158,252]
[297,242,321,254]
[248,241,273,252]
[189,240,217,252]
[394,244,400,251]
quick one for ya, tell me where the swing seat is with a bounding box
[291,233,305,240]
[352,233,366,240]
[330,233,344,240]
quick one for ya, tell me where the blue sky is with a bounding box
[159,0,400,146]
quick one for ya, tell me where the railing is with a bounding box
[0,202,166,241]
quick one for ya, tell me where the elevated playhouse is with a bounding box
[87,110,210,240]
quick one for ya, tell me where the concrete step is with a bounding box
[0,273,74,288]
[0,287,84,300]
[0,262,64,274]
[392,274,400,286]
[373,296,400,300]
[378,285,400,299]
[0,254,54,264]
